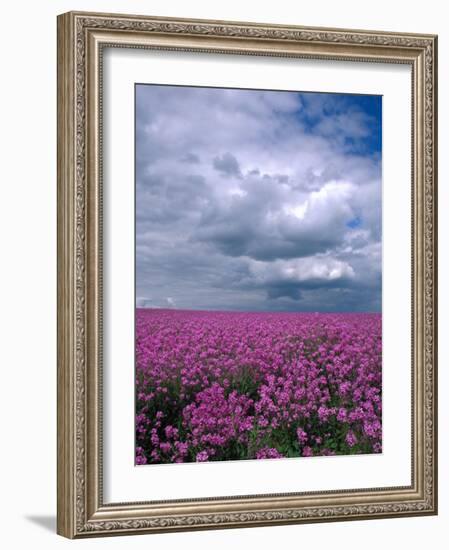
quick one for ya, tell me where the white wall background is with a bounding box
[0,1,445,548]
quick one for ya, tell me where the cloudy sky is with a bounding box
[135,84,382,312]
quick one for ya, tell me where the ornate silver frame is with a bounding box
[57,11,438,538]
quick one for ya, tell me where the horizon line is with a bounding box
[135,306,381,314]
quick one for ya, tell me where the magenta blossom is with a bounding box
[135,310,382,464]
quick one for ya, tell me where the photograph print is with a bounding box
[135,84,382,465]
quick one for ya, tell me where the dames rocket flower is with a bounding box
[135,309,382,464]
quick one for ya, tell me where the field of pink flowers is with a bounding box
[135,309,382,464]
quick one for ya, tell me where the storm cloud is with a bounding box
[136,84,382,312]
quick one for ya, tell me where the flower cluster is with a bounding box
[135,309,382,464]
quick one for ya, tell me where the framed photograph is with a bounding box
[57,11,438,538]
